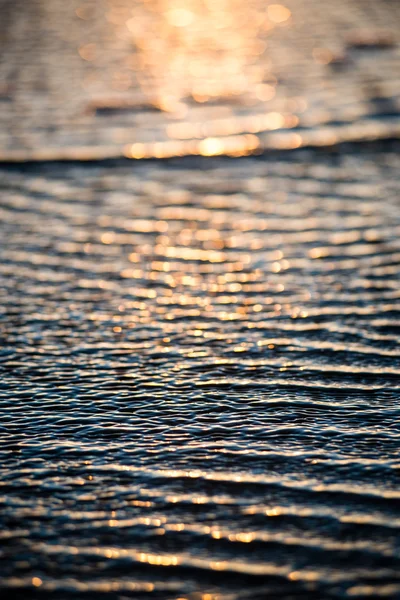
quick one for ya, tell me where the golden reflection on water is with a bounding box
[99,0,295,157]
[124,133,260,158]
[123,0,290,104]
[1,5,399,596]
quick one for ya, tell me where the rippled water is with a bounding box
[1,1,400,599]
[1,0,400,159]
[1,146,400,599]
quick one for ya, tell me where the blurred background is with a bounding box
[1,0,400,159]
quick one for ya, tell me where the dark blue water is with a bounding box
[1,146,400,599]
[1,1,400,598]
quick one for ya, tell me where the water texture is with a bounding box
[1,0,400,158]
[0,1,400,599]
[1,146,400,599]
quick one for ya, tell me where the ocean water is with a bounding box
[1,146,400,599]
[1,0,400,159]
[0,1,400,599]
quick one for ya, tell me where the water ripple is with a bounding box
[0,145,399,598]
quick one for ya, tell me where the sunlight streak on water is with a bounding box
[0,0,399,160]
[1,1,400,598]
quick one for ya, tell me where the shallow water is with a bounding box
[1,0,400,159]
[1,1,400,599]
[1,145,400,599]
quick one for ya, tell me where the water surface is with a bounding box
[0,1,400,599]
